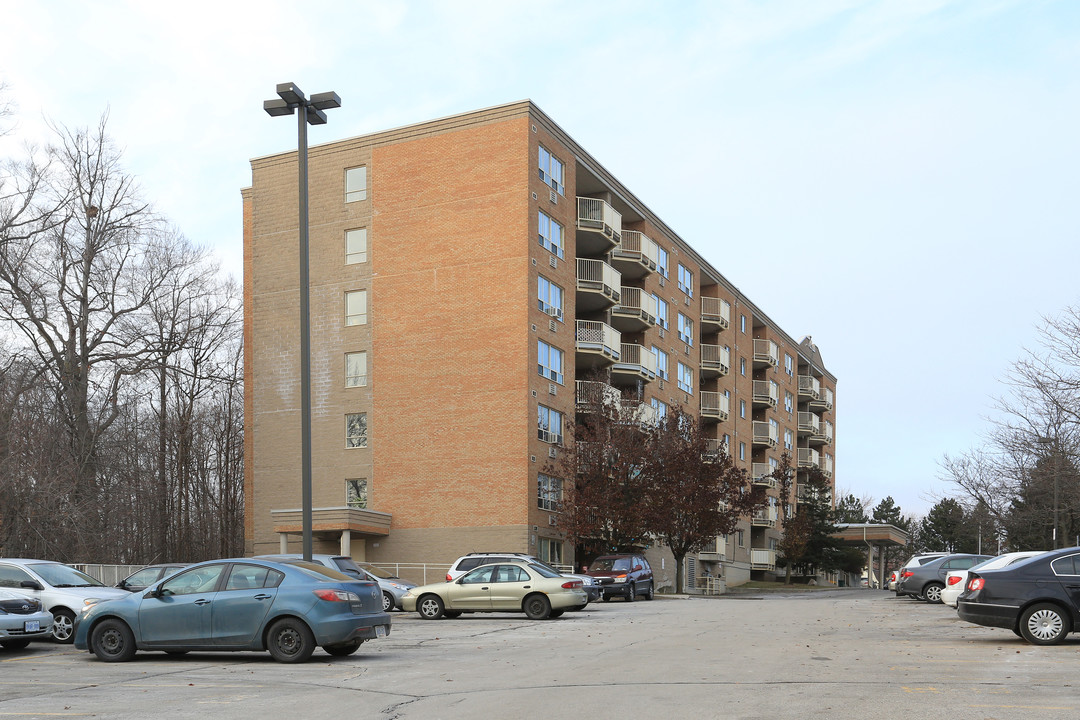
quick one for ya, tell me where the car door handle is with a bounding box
[254,594,272,601]
[480,586,489,590]
[194,599,211,605]
[523,586,531,589]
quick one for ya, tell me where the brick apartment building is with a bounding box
[242,100,836,588]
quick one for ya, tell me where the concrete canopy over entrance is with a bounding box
[833,523,908,588]
[271,507,391,560]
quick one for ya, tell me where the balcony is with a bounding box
[704,437,728,463]
[751,463,777,489]
[808,417,832,445]
[700,391,730,422]
[623,401,661,430]
[611,287,657,332]
[821,454,834,477]
[798,375,821,401]
[611,343,658,383]
[797,448,820,469]
[575,320,620,368]
[752,421,778,447]
[751,507,778,528]
[752,339,779,369]
[810,387,834,412]
[750,549,776,570]
[752,380,779,409]
[700,297,731,331]
[576,258,621,313]
[575,380,620,414]
[576,197,621,256]
[611,230,659,279]
[700,344,730,378]
[698,535,726,561]
[797,412,821,436]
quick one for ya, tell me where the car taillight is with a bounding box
[901,570,914,578]
[968,578,984,592]
[561,580,582,589]
[947,576,963,586]
[313,589,359,602]
[446,573,453,582]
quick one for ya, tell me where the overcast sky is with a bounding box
[2,0,1077,519]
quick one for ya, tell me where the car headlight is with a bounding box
[389,583,408,590]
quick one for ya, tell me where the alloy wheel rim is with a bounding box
[1028,610,1064,640]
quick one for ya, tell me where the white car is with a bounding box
[940,551,1047,608]
[0,559,130,642]
[0,589,54,649]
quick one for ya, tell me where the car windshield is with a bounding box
[29,563,104,588]
[528,563,562,579]
[278,560,355,582]
[591,557,631,572]
[358,563,396,579]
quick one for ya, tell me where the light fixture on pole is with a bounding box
[264,82,340,562]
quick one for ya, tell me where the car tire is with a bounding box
[266,618,316,663]
[643,582,654,600]
[923,583,945,604]
[51,609,76,644]
[568,604,586,612]
[549,609,565,618]
[90,619,137,662]
[626,583,636,602]
[323,640,363,657]
[382,592,394,613]
[418,594,445,620]
[0,639,31,650]
[524,594,551,620]
[1019,603,1070,645]
[443,611,462,619]
[601,592,611,602]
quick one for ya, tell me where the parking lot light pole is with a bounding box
[264,83,340,562]
[1035,436,1061,549]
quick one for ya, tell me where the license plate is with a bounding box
[24,620,40,632]
[375,625,386,638]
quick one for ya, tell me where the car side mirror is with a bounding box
[633,565,642,572]
[19,580,43,591]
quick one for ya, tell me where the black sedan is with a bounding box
[897,553,993,603]
[957,546,1080,645]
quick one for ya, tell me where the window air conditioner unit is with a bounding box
[549,514,558,526]
[548,446,557,459]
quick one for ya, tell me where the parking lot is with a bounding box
[2,588,1079,719]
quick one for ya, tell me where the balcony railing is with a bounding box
[753,339,779,368]
[575,380,620,413]
[700,391,730,422]
[576,258,621,310]
[821,455,834,477]
[751,508,778,528]
[810,387,834,411]
[704,437,728,463]
[823,420,834,443]
[612,343,658,382]
[611,230,659,276]
[611,286,657,330]
[752,380,779,408]
[750,549,776,570]
[798,412,821,435]
[752,421,778,447]
[700,344,730,377]
[625,401,661,429]
[701,297,731,331]
[575,320,620,363]
[699,535,726,561]
[577,197,622,254]
[751,463,777,488]
[798,375,821,400]
[797,448,820,469]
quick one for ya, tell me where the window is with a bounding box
[769,418,780,439]
[345,290,367,326]
[657,246,669,278]
[740,314,746,333]
[538,340,564,384]
[538,405,563,444]
[538,145,564,195]
[225,564,280,591]
[784,429,793,451]
[739,357,746,376]
[784,391,794,413]
[678,264,693,297]
[739,442,746,460]
[538,211,564,258]
[538,473,562,511]
[345,352,368,387]
[345,166,367,202]
[345,228,367,264]
[346,478,368,508]
[737,530,745,547]
[785,354,794,376]
[538,275,564,320]
[651,397,668,418]
[677,362,693,394]
[538,537,563,564]
[654,295,668,330]
[163,565,227,595]
[345,413,368,448]
[739,400,746,419]
[677,313,694,346]
[652,346,668,380]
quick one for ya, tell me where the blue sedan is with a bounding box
[73,558,390,663]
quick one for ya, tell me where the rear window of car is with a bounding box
[278,560,355,582]
[1051,555,1080,576]
[528,563,561,579]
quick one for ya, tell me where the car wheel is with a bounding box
[418,594,445,620]
[382,592,394,613]
[0,639,31,650]
[90,619,137,662]
[51,609,76,644]
[549,609,565,618]
[626,583,636,602]
[323,640,363,657]
[524,594,551,620]
[266,618,316,663]
[1019,603,1070,645]
[923,583,945,604]
[443,611,462,619]
[602,592,611,602]
[643,582,654,600]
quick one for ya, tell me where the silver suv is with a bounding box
[254,554,415,612]
[0,559,130,642]
[447,553,600,604]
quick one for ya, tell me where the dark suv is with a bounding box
[586,554,654,601]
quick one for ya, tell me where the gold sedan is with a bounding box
[402,560,587,620]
